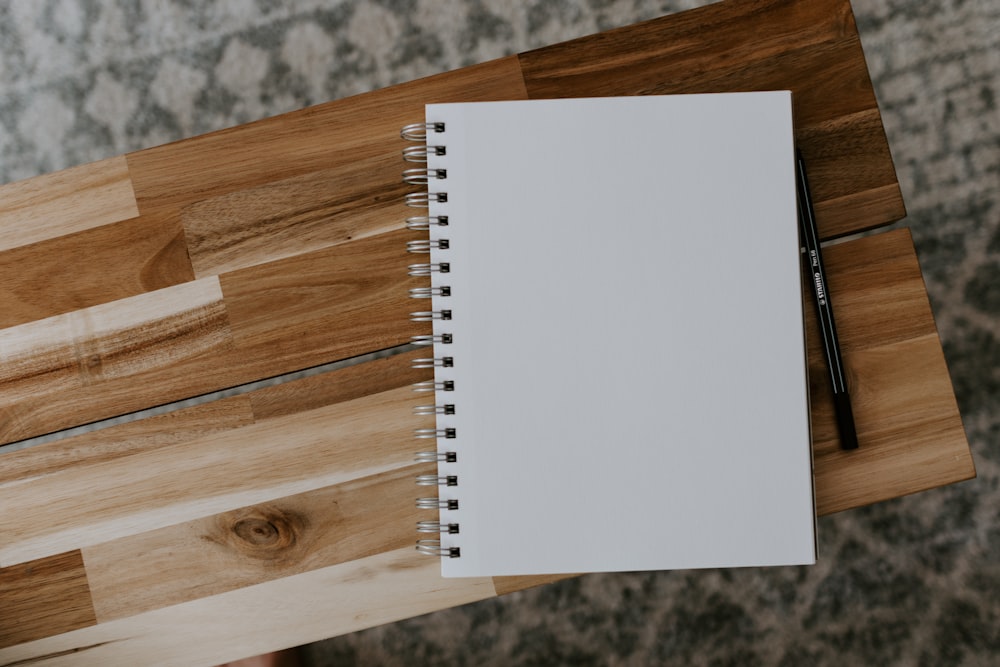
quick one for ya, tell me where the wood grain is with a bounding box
[219,227,426,377]
[182,152,407,278]
[807,229,974,513]
[0,551,96,649]
[0,156,138,253]
[0,278,233,445]
[0,212,194,329]
[127,58,527,214]
[0,1,970,663]
[0,549,495,667]
[82,467,427,621]
[518,0,904,238]
[0,226,430,447]
[0,384,425,568]
[0,396,254,486]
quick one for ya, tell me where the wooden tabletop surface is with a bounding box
[0,0,973,664]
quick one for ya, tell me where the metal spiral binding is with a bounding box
[403,145,446,163]
[408,262,450,276]
[417,521,460,534]
[404,119,460,560]
[406,215,449,231]
[416,540,461,558]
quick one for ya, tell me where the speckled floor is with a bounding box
[2,1,997,665]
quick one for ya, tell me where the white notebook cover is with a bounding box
[419,92,814,577]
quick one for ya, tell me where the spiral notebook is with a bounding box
[402,92,816,577]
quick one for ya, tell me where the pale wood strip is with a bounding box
[0,156,139,253]
[0,278,233,445]
[0,385,429,568]
[182,152,407,278]
[0,548,495,667]
[0,396,254,486]
[0,213,194,329]
[0,551,97,649]
[82,466,427,622]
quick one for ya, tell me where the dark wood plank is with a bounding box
[219,228,427,380]
[180,152,407,278]
[0,212,194,329]
[517,0,904,238]
[0,551,96,648]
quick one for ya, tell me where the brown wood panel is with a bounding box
[517,0,904,238]
[0,551,96,649]
[0,156,138,252]
[181,152,407,278]
[248,350,428,421]
[0,228,428,449]
[0,212,194,329]
[127,58,527,214]
[83,467,426,622]
[220,228,426,378]
[808,229,973,513]
[0,549,495,667]
[125,57,528,280]
[0,278,233,446]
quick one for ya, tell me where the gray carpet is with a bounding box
[2,1,998,665]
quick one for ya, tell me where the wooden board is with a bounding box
[0,552,96,648]
[0,0,902,447]
[0,230,971,662]
[809,229,975,513]
[0,350,429,568]
[0,0,969,664]
[0,156,138,252]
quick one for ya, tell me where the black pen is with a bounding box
[795,149,859,450]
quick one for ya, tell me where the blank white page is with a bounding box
[421,93,814,577]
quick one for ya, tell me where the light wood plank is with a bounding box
[517,0,903,238]
[0,396,254,487]
[0,549,495,667]
[0,213,194,329]
[0,278,233,445]
[82,467,427,622]
[0,552,96,649]
[0,156,138,252]
[0,384,427,567]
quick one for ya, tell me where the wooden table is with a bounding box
[0,0,974,664]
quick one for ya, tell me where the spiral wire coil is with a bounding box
[403,120,460,559]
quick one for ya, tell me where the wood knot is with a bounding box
[233,518,280,546]
[209,506,305,562]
